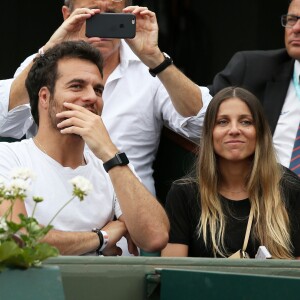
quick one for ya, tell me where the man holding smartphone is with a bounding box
[0,0,211,196]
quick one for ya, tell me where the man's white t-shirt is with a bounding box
[0,139,122,231]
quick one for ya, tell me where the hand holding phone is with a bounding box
[86,13,136,39]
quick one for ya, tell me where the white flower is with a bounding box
[6,179,30,200]
[8,178,30,193]
[70,176,93,201]
[10,168,36,181]
[0,217,8,231]
[0,217,9,240]
[70,176,93,195]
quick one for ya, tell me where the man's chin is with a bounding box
[71,133,83,140]
[287,46,300,60]
[60,130,84,140]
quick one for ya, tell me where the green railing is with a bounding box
[43,256,300,300]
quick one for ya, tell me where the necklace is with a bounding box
[34,138,86,166]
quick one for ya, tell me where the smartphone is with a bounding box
[86,13,136,39]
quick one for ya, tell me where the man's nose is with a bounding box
[292,18,300,32]
[83,87,99,102]
[93,0,123,12]
[95,0,112,11]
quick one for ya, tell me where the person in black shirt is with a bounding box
[161,87,300,259]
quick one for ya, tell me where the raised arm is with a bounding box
[123,6,203,117]
[8,8,100,112]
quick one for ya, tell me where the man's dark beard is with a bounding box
[48,96,98,137]
[48,96,62,130]
[48,102,81,140]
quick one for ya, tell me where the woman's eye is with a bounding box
[216,119,228,126]
[241,120,253,126]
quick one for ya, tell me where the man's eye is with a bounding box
[71,84,81,89]
[94,88,103,96]
[287,16,297,22]
[287,15,297,25]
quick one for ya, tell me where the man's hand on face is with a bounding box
[56,102,119,161]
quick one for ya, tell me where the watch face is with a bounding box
[117,152,129,165]
[103,152,129,172]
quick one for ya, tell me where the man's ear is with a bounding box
[62,5,71,20]
[38,87,51,109]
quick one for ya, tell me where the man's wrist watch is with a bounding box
[92,228,109,255]
[149,52,173,77]
[92,228,103,255]
[103,152,129,173]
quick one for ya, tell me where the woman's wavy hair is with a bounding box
[196,86,293,258]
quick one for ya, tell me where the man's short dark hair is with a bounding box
[25,41,103,126]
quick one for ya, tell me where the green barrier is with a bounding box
[140,249,160,257]
[0,266,65,300]
[44,256,300,300]
[159,269,300,300]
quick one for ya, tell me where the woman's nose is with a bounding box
[228,122,241,134]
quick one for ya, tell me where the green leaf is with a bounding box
[34,243,59,261]
[0,241,22,262]
[20,244,59,268]
[0,240,59,269]
[6,221,23,232]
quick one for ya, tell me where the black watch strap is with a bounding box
[92,228,103,255]
[103,152,129,173]
[149,52,173,77]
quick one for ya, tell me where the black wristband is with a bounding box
[92,228,103,255]
[103,152,129,173]
[149,52,173,77]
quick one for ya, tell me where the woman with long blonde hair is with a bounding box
[162,87,300,259]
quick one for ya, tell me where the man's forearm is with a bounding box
[9,61,34,111]
[42,229,99,255]
[157,64,203,117]
[108,166,170,252]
